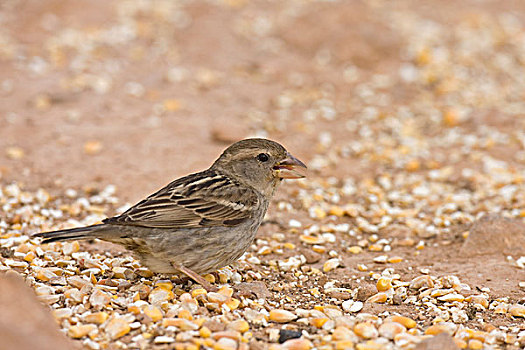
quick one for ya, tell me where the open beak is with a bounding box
[273,152,307,179]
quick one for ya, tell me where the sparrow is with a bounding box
[34,138,307,291]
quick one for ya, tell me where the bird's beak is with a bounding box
[273,152,307,179]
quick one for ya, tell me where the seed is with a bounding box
[207,292,229,304]
[438,293,464,302]
[227,320,249,333]
[214,337,238,350]
[36,268,58,281]
[388,315,416,329]
[225,298,240,311]
[312,245,327,253]
[366,292,387,303]
[376,278,392,292]
[357,264,368,271]
[409,275,434,290]
[494,303,508,314]
[162,318,199,330]
[68,324,97,339]
[329,206,345,217]
[387,256,403,263]
[368,244,383,252]
[468,339,483,350]
[269,309,297,323]
[53,308,73,320]
[424,323,455,336]
[281,338,313,350]
[355,341,387,350]
[342,300,364,313]
[468,295,488,308]
[84,312,109,324]
[310,318,329,328]
[508,304,525,317]
[143,305,163,322]
[24,251,36,262]
[84,140,103,155]
[300,235,325,245]
[200,326,212,338]
[378,322,406,339]
[89,289,111,309]
[348,246,362,254]
[335,340,355,350]
[323,258,341,272]
[218,286,234,298]
[154,336,175,344]
[105,318,130,340]
[354,322,378,339]
[191,288,207,298]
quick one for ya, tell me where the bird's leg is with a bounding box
[172,263,218,293]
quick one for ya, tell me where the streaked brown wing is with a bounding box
[104,170,259,228]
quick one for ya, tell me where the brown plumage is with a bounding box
[34,138,306,291]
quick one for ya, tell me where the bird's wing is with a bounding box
[104,170,259,229]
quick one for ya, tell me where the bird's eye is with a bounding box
[256,153,269,162]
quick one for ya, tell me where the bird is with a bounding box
[34,138,307,291]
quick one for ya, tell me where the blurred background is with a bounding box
[1,0,525,202]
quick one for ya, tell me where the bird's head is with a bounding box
[212,138,307,196]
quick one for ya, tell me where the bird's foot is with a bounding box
[172,264,218,293]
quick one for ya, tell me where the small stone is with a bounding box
[301,249,322,264]
[279,329,303,343]
[105,318,131,340]
[269,309,297,323]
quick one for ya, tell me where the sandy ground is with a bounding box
[1,0,525,349]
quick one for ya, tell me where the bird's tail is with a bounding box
[33,224,106,244]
